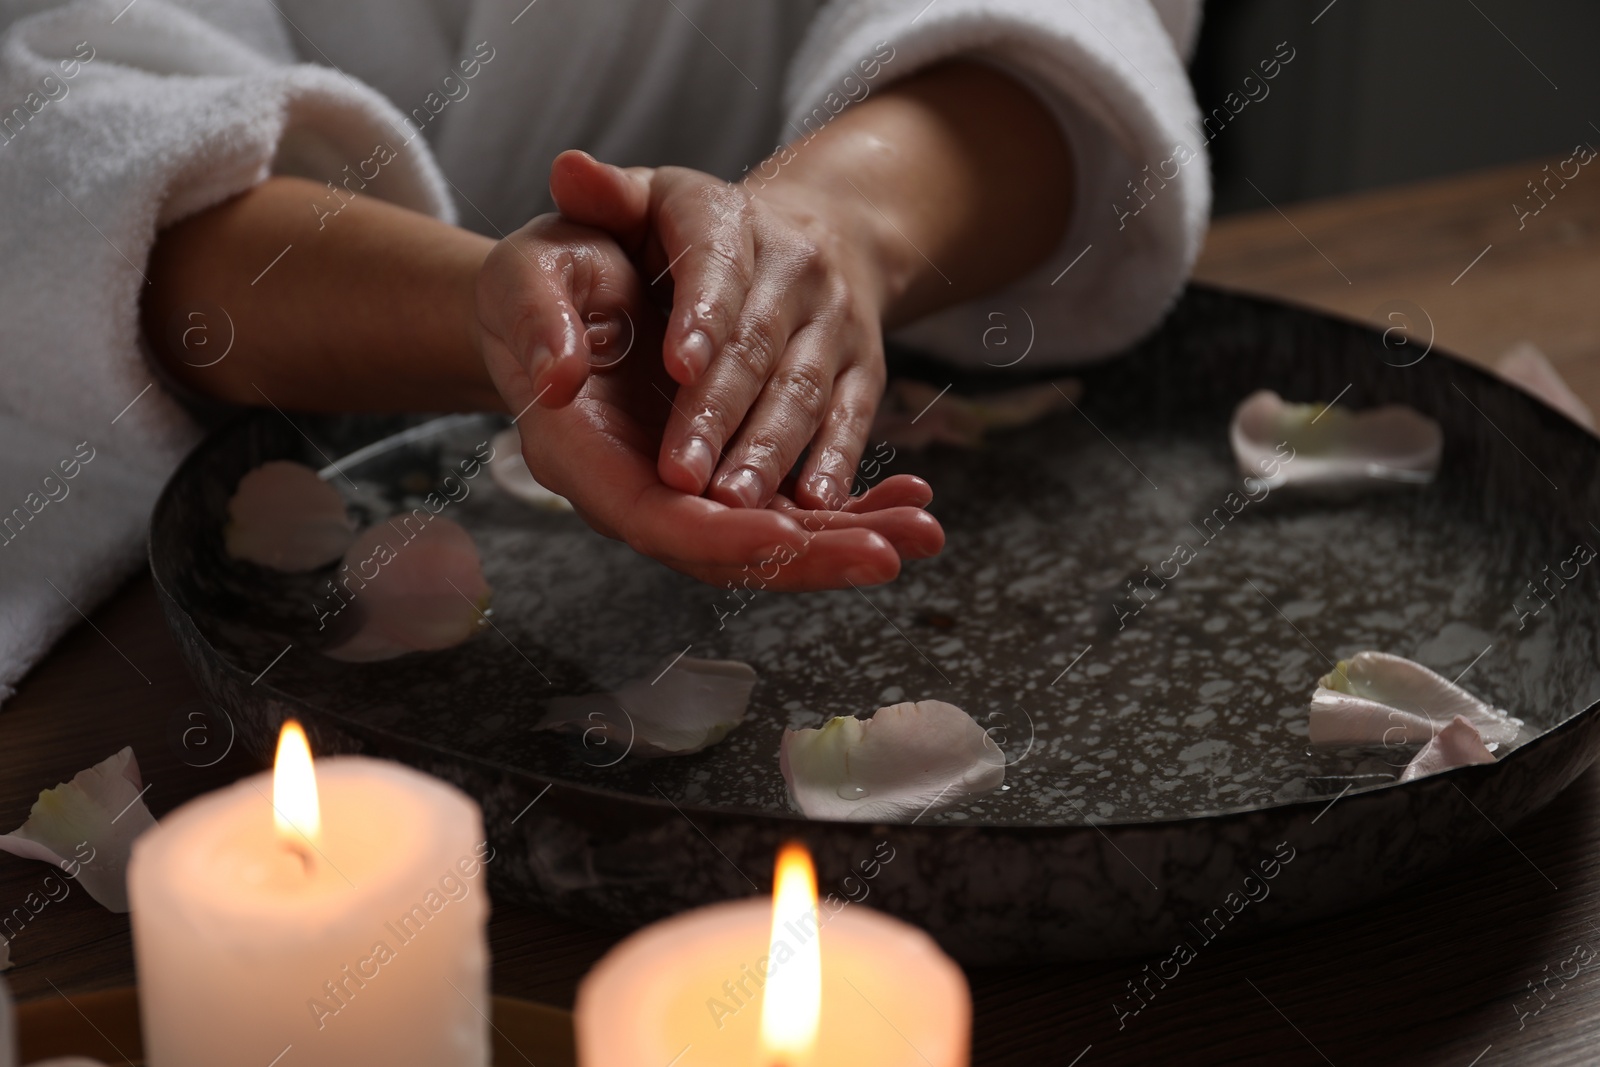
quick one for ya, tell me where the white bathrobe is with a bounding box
[0,0,1208,701]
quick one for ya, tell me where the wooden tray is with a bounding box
[15,986,575,1066]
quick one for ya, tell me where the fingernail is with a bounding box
[673,437,715,489]
[680,330,713,380]
[807,474,845,511]
[717,467,765,508]
[527,343,554,385]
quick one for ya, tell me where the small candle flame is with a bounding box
[759,843,822,1063]
[272,719,321,847]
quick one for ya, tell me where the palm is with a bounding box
[520,349,942,590]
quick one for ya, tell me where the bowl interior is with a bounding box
[150,287,1600,829]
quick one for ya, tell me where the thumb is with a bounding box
[549,150,653,252]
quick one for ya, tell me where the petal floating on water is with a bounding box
[1308,651,1522,748]
[323,516,490,662]
[224,461,356,571]
[781,700,1004,821]
[1399,715,1498,782]
[539,657,757,758]
[1230,389,1442,493]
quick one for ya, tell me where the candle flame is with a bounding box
[273,719,320,845]
[759,843,822,1062]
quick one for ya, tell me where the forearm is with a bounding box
[757,60,1074,328]
[142,177,501,412]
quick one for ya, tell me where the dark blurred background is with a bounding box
[1191,0,1597,214]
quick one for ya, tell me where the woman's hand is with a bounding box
[475,213,646,418]
[547,61,1072,519]
[475,213,943,588]
[549,151,891,513]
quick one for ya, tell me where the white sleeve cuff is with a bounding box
[785,0,1210,367]
[0,0,455,701]
[0,0,454,464]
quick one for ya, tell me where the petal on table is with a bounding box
[1399,715,1498,782]
[0,748,156,913]
[539,657,757,758]
[780,700,1004,821]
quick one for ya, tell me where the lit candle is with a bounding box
[129,722,492,1066]
[575,843,970,1067]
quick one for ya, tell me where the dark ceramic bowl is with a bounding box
[150,285,1600,964]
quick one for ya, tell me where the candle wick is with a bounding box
[283,838,315,874]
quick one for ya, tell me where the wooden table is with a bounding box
[6,156,1600,1065]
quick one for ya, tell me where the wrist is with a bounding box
[755,176,910,325]
[751,60,1075,331]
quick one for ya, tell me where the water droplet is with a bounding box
[835,784,870,801]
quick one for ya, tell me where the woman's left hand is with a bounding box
[478,208,942,589]
[549,150,892,514]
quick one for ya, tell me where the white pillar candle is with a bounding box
[129,724,492,1066]
[576,845,969,1067]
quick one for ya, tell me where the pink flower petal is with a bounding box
[224,461,355,571]
[540,657,757,757]
[1496,342,1595,430]
[323,516,490,662]
[1399,715,1498,782]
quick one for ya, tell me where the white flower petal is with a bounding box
[1308,689,1437,746]
[1230,389,1441,492]
[488,429,573,510]
[780,700,1004,821]
[323,516,490,662]
[1308,651,1522,748]
[540,657,757,757]
[224,461,356,571]
[0,748,156,913]
[1399,715,1498,782]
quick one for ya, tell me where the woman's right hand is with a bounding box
[475,214,944,589]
